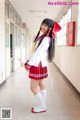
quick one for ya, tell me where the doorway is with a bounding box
[5,20,14,78]
[10,22,14,73]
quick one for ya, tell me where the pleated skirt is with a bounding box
[29,62,48,80]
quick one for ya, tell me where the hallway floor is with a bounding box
[0,63,80,120]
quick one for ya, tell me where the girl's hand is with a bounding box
[24,67,28,71]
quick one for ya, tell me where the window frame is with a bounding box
[56,7,72,46]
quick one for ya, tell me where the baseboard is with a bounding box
[52,62,80,98]
[0,80,6,88]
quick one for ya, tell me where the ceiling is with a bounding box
[9,0,71,34]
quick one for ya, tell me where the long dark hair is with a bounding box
[34,18,55,62]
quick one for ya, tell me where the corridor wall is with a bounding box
[53,0,80,93]
[0,0,5,84]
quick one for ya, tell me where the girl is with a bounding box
[20,18,61,113]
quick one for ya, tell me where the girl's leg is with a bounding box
[39,79,47,105]
[39,79,46,90]
[30,79,39,95]
[30,79,46,113]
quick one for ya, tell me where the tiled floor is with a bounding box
[0,63,80,120]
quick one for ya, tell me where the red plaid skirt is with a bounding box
[29,62,48,80]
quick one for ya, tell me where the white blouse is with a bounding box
[27,36,50,67]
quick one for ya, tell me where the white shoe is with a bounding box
[31,106,46,113]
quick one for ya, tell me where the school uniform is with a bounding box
[24,36,50,80]
[23,21,62,113]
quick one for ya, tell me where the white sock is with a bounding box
[35,92,45,107]
[33,92,46,112]
[41,89,47,103]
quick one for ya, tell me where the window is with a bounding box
[5,0,22,28]
[9,6,14,22]
[14,26,21,47]
[57,7,71,46]
[5,2,9,18]
[14,13,17,24]
[77,0,80,45]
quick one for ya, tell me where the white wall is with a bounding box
[54,0,80,93]
[0,0,5,84]
[54,47,80,92]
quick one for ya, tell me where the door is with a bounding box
[10,22,14,72]
[10,34,13,72]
